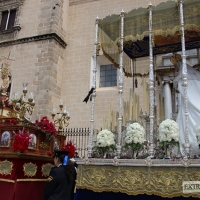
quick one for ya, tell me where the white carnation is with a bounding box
[158,119,179,142]
[96,129,115,147]
[124,122,146,145]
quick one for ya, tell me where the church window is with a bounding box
[0,9,17,31]
[99,64,117,87]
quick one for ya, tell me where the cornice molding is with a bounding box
[0,0,25,8]
[69,0,99,6]
[0,33,67,48]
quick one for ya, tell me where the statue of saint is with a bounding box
[0,62,12,107]
[171,53,200,156]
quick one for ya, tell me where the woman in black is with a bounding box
[44,150,76,200]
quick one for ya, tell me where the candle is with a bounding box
[111,110,113,130]
[52,107,57,114]
[147,86,149,115]
[103,117,106,129]
[108,105,111,129]
[134,94,138,120]
[129,101,132,120]
[63,106,67,114]
[129,89,132,120]
[123,102,126,125]
[132,94,135,120]
[143,78,146,112]
[59,99,63,106]
[112,110,115,130]
[159,94,162,121]
[137,95,140,121]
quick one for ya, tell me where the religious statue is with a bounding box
[171,53,200,156]
[0,62,12,107]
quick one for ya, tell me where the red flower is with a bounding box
[63,141,76,158]
[47,151,53,157]
[0,118,19,126]
[11,128,30,152]
[35,116,57,136]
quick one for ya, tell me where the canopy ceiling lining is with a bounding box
[98,0,200,76]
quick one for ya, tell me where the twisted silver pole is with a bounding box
[116,10,125,157]
[148,2,155,157]
[178,0,190,155]
[88,16,99,157]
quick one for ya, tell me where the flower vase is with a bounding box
[132,149,137,159]
[101,149,107,158]
[103,152,107,158]
[165,145,171,159]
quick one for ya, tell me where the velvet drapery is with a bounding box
[0,157,53,200]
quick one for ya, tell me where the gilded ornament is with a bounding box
[41,163,54,177]
[7,110,18,118]
[23,162,37,177]
[39,142,49,150]
[0,160,13,175]
[76,165,200,198]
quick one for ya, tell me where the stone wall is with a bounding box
[0,0,168,130]
[63,0,165,129]
[0,0,68,123]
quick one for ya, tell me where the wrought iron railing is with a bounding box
[65,128,90,158]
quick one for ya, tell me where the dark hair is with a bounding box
[63,160,76,181]
[57,155,76,181]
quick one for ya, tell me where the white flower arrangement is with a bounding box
[96,129,115,147]
[125,122,146,145]
[158,119,179,148]
[93,129,115,158]
[195,125,200,146]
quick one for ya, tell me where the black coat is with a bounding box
[43,165,74,200]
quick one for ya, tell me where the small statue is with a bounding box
[0,62,12,107]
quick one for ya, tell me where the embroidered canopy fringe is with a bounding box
[98,0,200,76]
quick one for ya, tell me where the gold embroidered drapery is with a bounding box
[99,0,200,76]
[76,164,200,198]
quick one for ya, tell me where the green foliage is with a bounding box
[124,142,143,151]
[159,139,179,150]
[92,145,115,157]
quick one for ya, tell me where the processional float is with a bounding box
[88,0,200,160]
[77,0,200,198]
